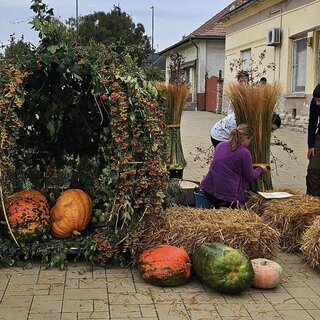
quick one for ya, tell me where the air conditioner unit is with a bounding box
[266,28,281,46]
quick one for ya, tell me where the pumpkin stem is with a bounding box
[0,184,20,248]
[72,230,81,236]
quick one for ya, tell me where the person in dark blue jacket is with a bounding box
[306,84,320,196]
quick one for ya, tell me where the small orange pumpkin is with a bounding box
[50,189,92,238]
[251,258,283,289]
[138,245,191,287]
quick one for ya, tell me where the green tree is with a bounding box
[143,66,165,82]
[4,37,34,60]
[77,6,151,65]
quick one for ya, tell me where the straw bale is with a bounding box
[301,216,320,268]
[246,193,266,215]
[247,189,301,216]
[259,191,320,252]
[127,206,279,263]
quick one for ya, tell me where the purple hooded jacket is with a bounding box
[200,141,264,204]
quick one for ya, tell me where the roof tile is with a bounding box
[189,0,250,37]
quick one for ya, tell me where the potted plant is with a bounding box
[169,163,184,180]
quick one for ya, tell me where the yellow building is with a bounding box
[222,0,320,117]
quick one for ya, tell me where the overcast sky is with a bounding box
[0,0,232,52]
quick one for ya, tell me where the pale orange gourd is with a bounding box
[251,258,283,289]
[50,189,92,238]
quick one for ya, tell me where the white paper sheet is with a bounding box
[257,191,294,199]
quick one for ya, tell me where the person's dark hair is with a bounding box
[259,77,267,84]
[229,123,254,151]
[313,84,320,98]
[272,113,281,129]
[236,70,249,82]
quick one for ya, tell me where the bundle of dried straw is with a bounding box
[127,206,279,262]
[258,191,320,252]
[225,82,282,191]
[301,216,320,268]
[155,82,190,167]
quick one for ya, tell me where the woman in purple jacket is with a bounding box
[200,123,267,208]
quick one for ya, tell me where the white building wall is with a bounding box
[162,39,225,104]
[206,41,226,78]
[197,42,207,93]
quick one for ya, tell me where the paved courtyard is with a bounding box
[0,111,319,320]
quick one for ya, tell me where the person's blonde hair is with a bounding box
[229,123,254,151]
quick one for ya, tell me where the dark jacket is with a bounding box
[308,98,320,149]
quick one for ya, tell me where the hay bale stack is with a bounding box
[301,216,320,268]
[127,206,279,262]
[259,192,320,252]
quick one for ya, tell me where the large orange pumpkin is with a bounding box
[138,245,191,286]
[5,196,51,242]
[50,189,92,238]
[5,189,48,205]
[251,258,283,289]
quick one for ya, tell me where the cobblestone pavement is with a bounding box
[0,111,319,320]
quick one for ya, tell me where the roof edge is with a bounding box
[220,0,261,22]
[158,35,225,55]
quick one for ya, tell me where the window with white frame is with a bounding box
[241,49,251,71]
[292,38,307,92]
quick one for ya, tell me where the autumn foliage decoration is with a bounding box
[95,56,168,229]
[0,61,28,178]
[0,60,28,245]
[0,0,169,253]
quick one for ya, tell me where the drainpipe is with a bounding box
[278,9,282,82]
[190,38,199,111]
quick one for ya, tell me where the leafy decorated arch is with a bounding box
[1,0,169,265]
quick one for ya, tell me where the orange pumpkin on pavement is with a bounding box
[138,245,191,286]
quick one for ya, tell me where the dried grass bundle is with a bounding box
[259,192,320,252]
[154,82,189,167]
[166,83,190,125]
[127,206,279,262]
[225,82,282,190]
[301,216,320,268]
